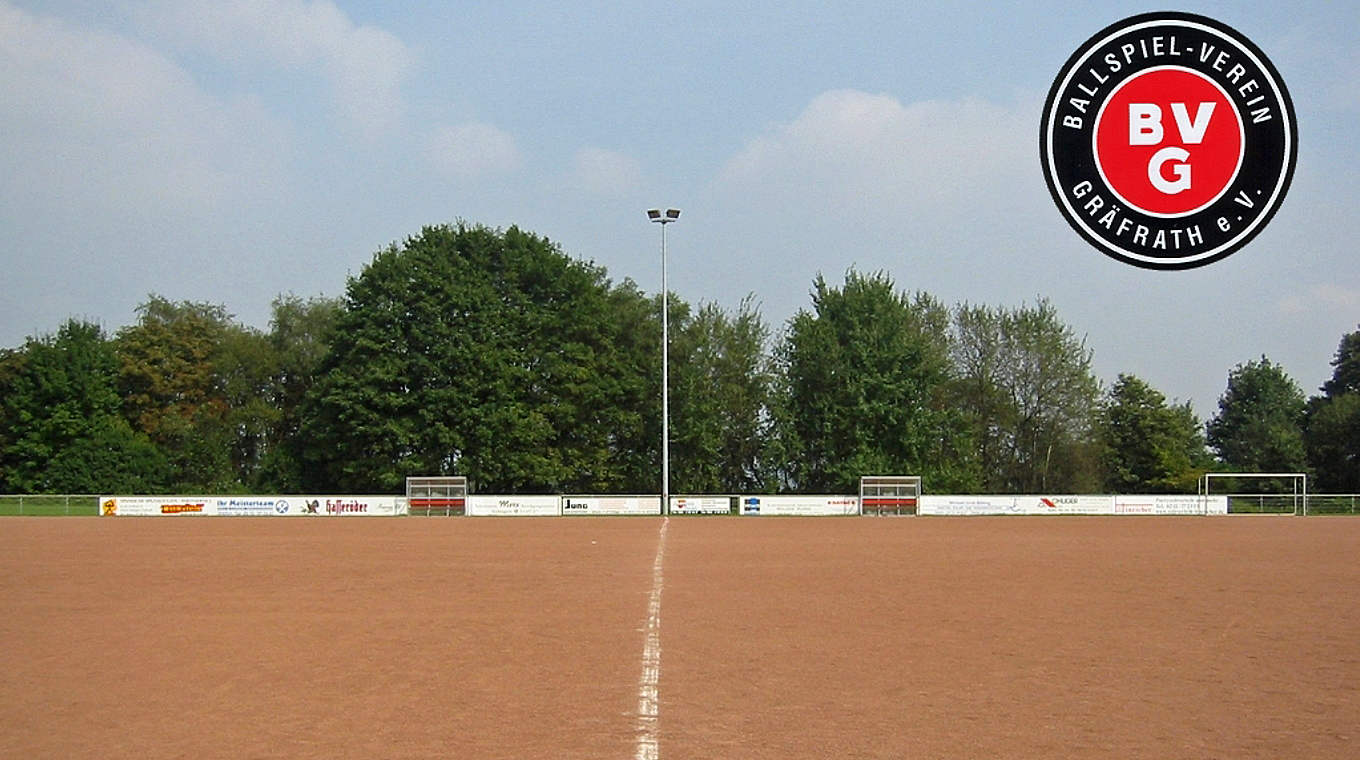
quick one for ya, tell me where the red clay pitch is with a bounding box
[2,516,1357,758]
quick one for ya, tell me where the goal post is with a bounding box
[406,476,468,516]
[1198,472,1308,515]
[859,476,922,516]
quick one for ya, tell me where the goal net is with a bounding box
[1198,472,1308,515]
[406,476,468,516]
[859,475,921,516]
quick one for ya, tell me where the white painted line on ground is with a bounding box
[635,516,668,760]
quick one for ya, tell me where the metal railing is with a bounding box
[0,494,100,516]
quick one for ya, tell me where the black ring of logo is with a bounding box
[1040,12,1297,269]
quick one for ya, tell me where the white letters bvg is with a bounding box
[1128,102,1216,195]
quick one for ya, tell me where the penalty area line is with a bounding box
[635,516,668,760]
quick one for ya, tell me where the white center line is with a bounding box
[635,516,669,760]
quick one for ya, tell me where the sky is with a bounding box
[2,0,1357,418]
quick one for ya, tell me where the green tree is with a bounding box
[0,320,167,493]
[952,299,1101,493]
[1305,327,1360,491]
[115,296,276,492]
[1320,327,1360,396]
[1097,374,1209,493]
[669,297,772,493]
[1206,356,1306,473]
[772,270,975,493]
[300,223,656,493]
[254,294,343,491]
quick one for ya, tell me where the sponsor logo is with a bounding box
[161,503,205,514]
[102,498,117,516]
[274,499,289,514]
[303,500,320,514]
[325,499,368,514]
[563,499,589,511]
[1041,12,1296,268]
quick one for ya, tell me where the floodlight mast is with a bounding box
[647,208,680,515]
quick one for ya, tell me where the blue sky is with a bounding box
[2,1,1357,417]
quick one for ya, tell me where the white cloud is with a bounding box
[715,89,1040,228]
[425,122,522,178]
[134,0,413,137]
[0,1,287,216]
[570,147,644,195]
[1277,284,1360,315]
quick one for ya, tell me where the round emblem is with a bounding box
[1040,13,1296,269]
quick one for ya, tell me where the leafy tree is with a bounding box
[1097,374,1210,493]
[300,223,656,493]
[669,297,772,493]
[114,296,275,492]
[1320,327,1360,397]
[952,299,1101,493]
[772,270,975,493]
[116,296,231,439]
[0,320,167,493]
[1305,327,1360,491]
[1206,356,1306,473]
[1305,393,1360,491]
[254,294,343,491]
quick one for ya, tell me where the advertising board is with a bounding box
[738,495,859,516]
[1114,495,1228,515]
[1015,496,1116,515]
[669,496,733,515]
[98,496,403,516]
[919,495,1022,516]
[100,496,213,516]
[466,495,560,516]
[560,496,660,516]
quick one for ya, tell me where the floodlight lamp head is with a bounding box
[646,208,681,224]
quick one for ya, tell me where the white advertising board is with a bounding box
[560,496,660,516]
[1014,495,1116,515]
[670,496,733,515]
[738,495,859,516]
[919,495,1022,516]
[100,496,214,516]
[1114,495,1228,515]
[98,496,402,516]
[466,495,560,516]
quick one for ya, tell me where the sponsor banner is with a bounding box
[1114,495,1228,515]
[216,497,293,516]
[466,495,560,517]
[1016,495,1116,515]
[919,495,1022,516]
[670,496,733,515]
[100,496,214,516]
[560,496,660,516]
[738,495,859,516]
[99,495,402,517]
[283,497,402,516]
[920,495,1115,516]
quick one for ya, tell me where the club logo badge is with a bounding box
[1040,13,1296,269]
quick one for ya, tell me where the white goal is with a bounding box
[1198,472,1308,515]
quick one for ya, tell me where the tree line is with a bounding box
[2,223,1356,495]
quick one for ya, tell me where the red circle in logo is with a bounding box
[1094,67,1243,217]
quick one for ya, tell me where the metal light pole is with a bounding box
[646,208,680,515]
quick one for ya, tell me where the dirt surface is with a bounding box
[2,516,1357,758]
